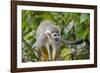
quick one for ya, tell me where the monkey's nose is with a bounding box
[55,38,59,41]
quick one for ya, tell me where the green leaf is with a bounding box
[80,14,88,23]
[60,48,72,60]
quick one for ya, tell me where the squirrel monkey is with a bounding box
[32,20,87,61]
[33,20,61,61]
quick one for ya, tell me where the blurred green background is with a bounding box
[22,10,90,62]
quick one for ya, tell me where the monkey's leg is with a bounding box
[46,45,52,61]
[52,46,57,61]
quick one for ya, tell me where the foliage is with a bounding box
[22,10,90,62]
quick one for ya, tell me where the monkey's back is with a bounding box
[36,20,53,38]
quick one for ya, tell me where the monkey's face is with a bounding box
[51,32,61,43]
[45,30,61,44]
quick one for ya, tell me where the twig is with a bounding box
[22,38,38,60]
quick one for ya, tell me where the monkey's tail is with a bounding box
[61,39,89,45]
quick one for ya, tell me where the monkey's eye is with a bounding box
[58,33,60,36]
[54,34,57,36]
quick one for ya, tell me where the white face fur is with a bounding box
[51,32,60,42]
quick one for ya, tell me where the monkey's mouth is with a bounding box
[54,38,59,41]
